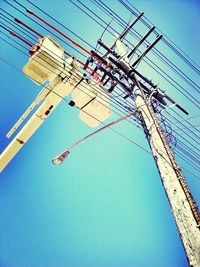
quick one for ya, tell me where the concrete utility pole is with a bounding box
[106,32,200,265]
[133,81,200,266]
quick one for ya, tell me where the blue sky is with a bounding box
[0,0,200,267]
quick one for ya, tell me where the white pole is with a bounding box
[134,79,200,266]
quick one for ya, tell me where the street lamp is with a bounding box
[52,111,135,166]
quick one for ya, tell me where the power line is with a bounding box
[118,0,200,73]
[0,29,141,130]
[1,55,199,182]
[171,109,200,136]
[0,23,142,132]
[0,5,146,125]
[0,0,199,183]
[165,110,200,147]
[0,56,152,157]
[25,0,96,51]
[0,13,38,41]
[164,117,200,159]
[1,8,198,162]
[71,0,200,110]
[4,0,200,113]
[93,0,200,94]
[1,1,87,59]
[0,30,198,170]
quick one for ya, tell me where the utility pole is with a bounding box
[133,81,200,266]
[91,20,200,265]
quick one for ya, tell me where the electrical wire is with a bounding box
[164,118,200,161]
[0,13,38,41]
[25,0,96,51]
[0,10,142,125]
[0,0,199,182]
[0,3,138,111]
[4,0,200,113]
[165,110,200,147]
[120,0,200,72]
[1,2,87,59]
[117,0,200,75]
[171,109,200,135]
[0,33,140,131]
[0,56,151,157]
[0,17,144,131]
[156,112,200,169]
[1,18,197,147]
[71,0,200,110]
[1,54,199,181]
[88,0,200,103]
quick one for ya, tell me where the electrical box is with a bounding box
[71,80,112,127]
[23,36,65,85]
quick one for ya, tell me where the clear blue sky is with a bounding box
[0,0,199,267]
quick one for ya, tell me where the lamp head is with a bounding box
[52,151,70,166]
